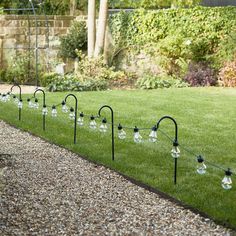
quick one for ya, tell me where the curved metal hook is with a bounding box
[34,88,46,105]
[64,94,78,144]
[98,105,115,161]
[10,84,22,100]
[157,116,178,145]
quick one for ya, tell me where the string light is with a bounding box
[1,88,235,190]
[77,112,84,126]
[51,105,57,117]
[13,95,19,105]
[34,98,39,109]
[42,105,48,115]
[134,126,142,143]
[89,115,97,129]
[149,125,157,143]
[6,92,10,101]
[171,142,180,158]
[222,168,232,190]
[99,118,108,133]
[118,124,126,139]
[27,98,34,108]
[1,94,7,102]
[196,155,207,174]
[18,99,23,109]
[61,101,68,113]
[69,107,75,120]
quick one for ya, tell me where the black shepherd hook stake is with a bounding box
[34,89,46,131]
[98,105,115,161]
[10,84,22,121]
[157,116,179,185]
[64,94,78,144]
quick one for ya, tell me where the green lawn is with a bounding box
[0,87,236,228]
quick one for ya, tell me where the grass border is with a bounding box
[1,118,236,232]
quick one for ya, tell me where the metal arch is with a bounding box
[1,0,51,86]
[28,0,39,87]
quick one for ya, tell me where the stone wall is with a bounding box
[0,15,86,73]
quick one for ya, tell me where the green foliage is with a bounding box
[136,74,189,89]
[212,29,236,69]
[109,6,236,76]
[42,54,128,91]
[5,52,35,84]
[58,21,87,59]
[219,58,236,87]
[109,0,200,9]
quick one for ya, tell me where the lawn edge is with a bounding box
[1,118,236,232]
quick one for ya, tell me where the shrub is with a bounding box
[183,63,217,87]
[5,52,36,84]
[136,74,189,89]
[58,21,87,59]
[219,58,236,87]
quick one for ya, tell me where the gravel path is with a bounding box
[0,121,233,235]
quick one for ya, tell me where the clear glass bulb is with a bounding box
[14,97,19,104]
[62,104,68,113]
[134,127,142,143]
[89,120,97,129]
[118,129,126,139]
[42,106,48,115]
[197,162,207,175]
[51,108,57,117]
[100,123,108,133]
[18,100,23,109]
[69,111,75,120]
[77,117,84,126]
[28,100,33,108]
[222,176,232,190]
[2,95,7,102]
[149,126,157,143]
[34,102,39,109]
[171,146,180,158]
[6,93,10,101]
[222,169,232,190]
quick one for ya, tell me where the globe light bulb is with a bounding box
[1,94,7,102]
[34,98,39,109]
[18,99,23,109]
[69,107,75,120]
[99,118,108,133]
[27,98,34,108]
[6,92,10,101]
[118,124,126,139]
[51,105,57,117]
[149,125,157,143]
[134,126,142,143]
[171,144,180,158]
[13,95,18,104]
[196,155,207,174]
[42,105,48,115]
[61,101,68,113]
[89,115,97,129]
[77,112,84,126]
[222,168,232,190]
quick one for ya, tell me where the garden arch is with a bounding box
[1,0,50,87]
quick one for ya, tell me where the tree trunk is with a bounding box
[87,0,96,58]
[94,0,108,57]
[70,0,76,16]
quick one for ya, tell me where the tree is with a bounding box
[87,0,96,57]
[94,0,108,57]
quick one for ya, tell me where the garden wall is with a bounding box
[0,15,86,71]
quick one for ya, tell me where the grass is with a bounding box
[0,87,236,229]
